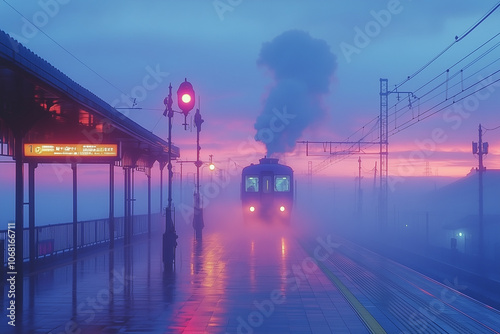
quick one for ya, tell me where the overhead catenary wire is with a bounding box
[389,74,500,136]
[314,3,500,172]
[340,29,500,148]
[482,124,500,133]
[388,34,500,119]
[455,1,500,43]
[380,20,500,138]
[388,64,500,136]
[392,31,500,107]
[393,1,500,91]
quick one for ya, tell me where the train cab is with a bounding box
[241,157,293,224]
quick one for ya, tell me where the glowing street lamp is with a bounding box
[208,154,215,171]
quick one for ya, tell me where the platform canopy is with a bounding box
[0,29,178,168]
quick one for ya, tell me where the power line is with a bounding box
[483,124,500,133]
[393,1,500,90]
[389,62,500,136]
[389,73,500,136]
[339,5,500,150]
[312,2,500,172]
[399,32,500,105]
[455,1,500,42]
[389,33,500,118]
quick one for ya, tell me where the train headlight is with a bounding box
[279,206,285,212]
[249,206,255,212]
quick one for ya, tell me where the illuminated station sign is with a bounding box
[24,143,118,158]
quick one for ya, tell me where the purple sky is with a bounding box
[1,1,499,196]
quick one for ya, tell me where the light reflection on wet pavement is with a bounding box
[5,219,368,333]
[6,212,500,333]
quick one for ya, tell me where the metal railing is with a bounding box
[1,213,162,264]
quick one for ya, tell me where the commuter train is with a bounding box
[241,157,293,223]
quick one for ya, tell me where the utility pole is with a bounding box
[307,161,312,196]
[357,157,362,215]
[193,108,205,240]
[298,78,413,228]
[424,161,432,176]
[379,78,415,229]
[163,84,178,271]
[379,79,389,228]
[473,124,488,264]
[162,79,195,270]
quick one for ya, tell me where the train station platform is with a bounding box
[2,206,500,333]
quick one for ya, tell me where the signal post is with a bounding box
[163,79,204,269]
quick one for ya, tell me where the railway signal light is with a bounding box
[177,79,195,116]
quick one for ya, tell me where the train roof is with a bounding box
[242,157,293,175]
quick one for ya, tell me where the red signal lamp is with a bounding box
[177,79,195,115]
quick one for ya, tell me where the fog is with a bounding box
[3,158,498,268]
[184,165,500,307]
[2,153,499,281]
[0,162,162,226]
[2,153,500,308]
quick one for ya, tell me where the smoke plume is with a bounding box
[254,30,337,155]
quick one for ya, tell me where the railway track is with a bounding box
[301,235,500,333]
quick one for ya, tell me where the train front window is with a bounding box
[275,175,290,192]
[263,175,272,193]
[245,176,259,192]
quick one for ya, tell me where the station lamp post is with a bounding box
[162,79,196,270]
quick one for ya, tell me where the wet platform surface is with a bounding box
[2,213,500,333]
